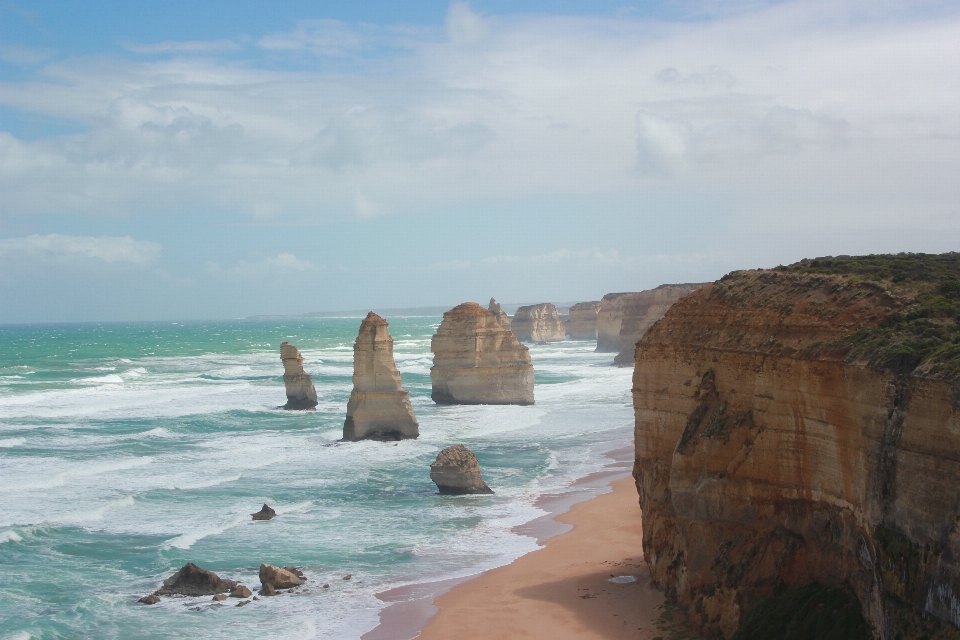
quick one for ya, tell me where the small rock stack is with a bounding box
[430,445,494,494]
[280,342,318,409]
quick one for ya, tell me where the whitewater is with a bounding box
[0,318,634,639]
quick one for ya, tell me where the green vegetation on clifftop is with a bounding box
[776,253,960,379]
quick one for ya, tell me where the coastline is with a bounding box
[363,445,664,640]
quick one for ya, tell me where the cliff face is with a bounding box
[632,255,960,639]
[596,292,634,352]
[612,284,705,366]
[567,302,601,340]
[488,298,512,328]
[343,312,419,441]
[431,302,534,405]
[280,342,318,409]
[511,303,566,342]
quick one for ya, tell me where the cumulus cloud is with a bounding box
[0,234,161,264]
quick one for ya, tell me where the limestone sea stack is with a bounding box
[611,283,704,366]
[632,254,960,639]
[430,303,534,405]
[430,444,494,494]
[280,342,318,409]
[488,297,511,328]
[343,312,419,441]
[566,301,601,340]
[510,303,566,342]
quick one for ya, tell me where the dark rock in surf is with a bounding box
[259,563,305,590]
[155,562,237,596]
[138,594,161,605]
[251,504,276,521]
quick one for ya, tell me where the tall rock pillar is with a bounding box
[343,312,419,441]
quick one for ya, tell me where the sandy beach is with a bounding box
[415,476,668,639]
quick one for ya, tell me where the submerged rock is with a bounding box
[343,312,419,441]
[280,342,318,409]
[430,303,534,406]
[155,563,237,596]
[430,444,494,495]
[511,303,566,342]
[259,563,305,590]
[138,594,160,605]
[251,503,276,521]
[488,297,512,328]
[212,593,228,601]
[566,301,601,340]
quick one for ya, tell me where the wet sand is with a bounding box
[416,476,666,639]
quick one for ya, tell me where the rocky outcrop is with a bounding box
[511,303,566,342]
[430,444,494,494]
[566,301,601,340]
[431,303,534,405]
[230,585,253,598]
[488,298,511,328]
[343,312,419,441]
[280,342,318,409]
[259,564,305,590]
[155,563,237,596]
[632,254,960,639]
[251,504,275,520]
[612,284,704,366]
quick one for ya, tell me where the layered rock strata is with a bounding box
[488,298,511,328]
[431,303,534,405]
[632,255,960,639]
[280,342,318,409]
[612,284,704,366]
[511,303,566,342]
[343,312,419,441]
[596,292,635,352]
[430,444,494,494]
[566,301,601,340]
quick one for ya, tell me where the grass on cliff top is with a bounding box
[774,252,960,379]
[731,583,872,640]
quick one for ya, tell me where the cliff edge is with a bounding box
[612,284,705,366]
[632,253,960,639]
[511,303,566,342]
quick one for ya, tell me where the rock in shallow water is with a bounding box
[138,594,160,605]
[259,563,305,590]
[430,444,494,495]
[230,585,252,598]
[155,563,237,596]
[251,503,276,520]
[343,312,419,441]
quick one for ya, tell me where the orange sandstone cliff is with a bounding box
[632,254,960,639]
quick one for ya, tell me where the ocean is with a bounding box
[0,318,634,639]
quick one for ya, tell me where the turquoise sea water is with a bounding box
[0,319,634,639]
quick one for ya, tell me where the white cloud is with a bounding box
[205,252,319,277]
[125,40,241,54]
[0,1,957,229]
[0,234,161,264]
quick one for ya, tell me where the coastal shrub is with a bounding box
[731,583,871,640]
[775,253,960,379]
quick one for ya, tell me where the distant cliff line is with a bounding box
[246,302,584,320]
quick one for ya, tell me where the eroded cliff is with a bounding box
[567,301,601,340]
[511,303,566,342]
[280,342,318,409]
[612,284,705,366]
[632,254,960,640]
[431,302,534,405]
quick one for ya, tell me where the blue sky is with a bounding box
[2,0,959,322]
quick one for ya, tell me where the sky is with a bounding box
[1,0,958,323]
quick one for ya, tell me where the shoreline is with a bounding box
[362,445,656,640]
